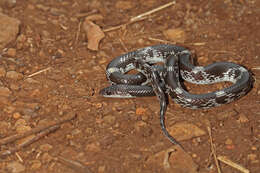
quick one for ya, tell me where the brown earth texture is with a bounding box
[0,0,259,173]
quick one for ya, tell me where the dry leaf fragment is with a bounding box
[83,19,105,51]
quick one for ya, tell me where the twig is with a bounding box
[0,113,76,145]
[119,38,128,52]
[130,1,176,22]
[15,152,23,163]
[57,156,93,173]
[75,20,83,43]
[103,16,147,32]
[75,9,98,18]
[217,156,250,173]
[251,67,260,70]
[148,37,176,44]
[26,67,52,78]
[0,125,60,158]
[103,1,176,32]
[207,127,222,173]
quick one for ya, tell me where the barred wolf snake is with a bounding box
[99,44,252,146]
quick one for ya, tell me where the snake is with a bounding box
[99,44,252,146]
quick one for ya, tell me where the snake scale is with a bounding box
[99,44,252,146]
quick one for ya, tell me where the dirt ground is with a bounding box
[0,0,259,173]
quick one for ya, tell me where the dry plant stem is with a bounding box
[103,17,147,32]
[0,125,59,158]
[119,38,128,52]
[75,20,82,43]
[75,9,98,18]
[130,1,176,22]
[104,1,176,32]
[57,156,93,173]
[251,67,260,70]
[0,113,76,145]
[148,37,176,44]
[26,67,52,78]
[207,127,222,173]
[217,156,250,173]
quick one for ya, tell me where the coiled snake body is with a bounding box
[100,44,252,146]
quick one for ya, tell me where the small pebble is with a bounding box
[225,138,233,145]
[98,165,106,173]
[247,153,258,163]
[6,48,16,57]
[39,143,53,152]
[6,161,25,173]
[237,114,249,123]
[136,107,147,116]
[31,160,42,170]
[0,66,6,77]
[163,28,186,43]
[216,109,237,120]
[13,112,21,119]
[14,118,27,127]
[6,71,23,80]
[16,125,31,133]
[41,153,53,163]
[0,86,11,97]
[85,142,101,152]
[115,1,135,10]
[103,115,116,125]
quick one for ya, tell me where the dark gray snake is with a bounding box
[99,44,252,146]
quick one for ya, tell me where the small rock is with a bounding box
[134,121,147,132]
[0,13,20,49]
[6,48,16,57]
[247,153,258,164]
[98,165,106,173]
[31,160,42,170]
[3,105,15,113]
[41,153,53,163]
[136,107,147,116]
[237,114,249,123]
[1,0,17,8]
[14,119,27,127]
[216,109,237,120]
[16,125,31,133]
[103,115,116,125]
[115,1,135,10]
[6,71,23,80]
[13,112,21,119]
[10,83,20,90]
[39,143,53,152]
[83,19,105,51]
[6,161,25,173]
[16,34,27,49]
[225,138,233,145]
[36,4,50,11]
[71,128,81,135]
[0,121,10,134]
[85,142,101,152]
[50,7,66,16]
[0,86,11,96]
[0,66,6,77]
[163,28,186,43]
[168,122,206,141]
[85,128,93,136]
